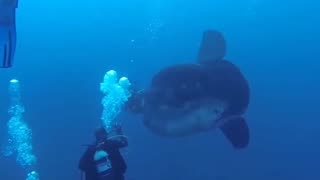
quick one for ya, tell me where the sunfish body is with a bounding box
[142,30,250,149]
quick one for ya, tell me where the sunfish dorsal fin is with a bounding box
[197,30,226,64]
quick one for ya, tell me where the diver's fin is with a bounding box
[0,7,17,68]
[197,30,226,64]
[0,31,14,68]
[219,116,249,149]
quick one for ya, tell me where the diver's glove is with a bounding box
[0,0,18,68]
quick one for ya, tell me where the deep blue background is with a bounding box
[1,0,319,179]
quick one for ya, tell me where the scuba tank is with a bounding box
[94,149,114,180]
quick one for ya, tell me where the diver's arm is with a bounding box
[107,136,128,149]
[104,124,128,148]
[78,146,95,171]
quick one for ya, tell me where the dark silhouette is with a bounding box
[79,125,128,180]
[126,30,250,149]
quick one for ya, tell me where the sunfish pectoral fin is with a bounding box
[219,116,249,149]
[197,30,226,64]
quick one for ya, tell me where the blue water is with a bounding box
[1,0,319,179]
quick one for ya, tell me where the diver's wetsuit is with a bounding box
[79,137,128,180]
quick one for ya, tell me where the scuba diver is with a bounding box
[0,0,18,68]
[79,125,128,180]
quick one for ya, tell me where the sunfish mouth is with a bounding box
[143,99,227,137]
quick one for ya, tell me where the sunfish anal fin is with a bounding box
[219,116,249,149]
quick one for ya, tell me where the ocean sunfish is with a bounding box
[128,30,250,149]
